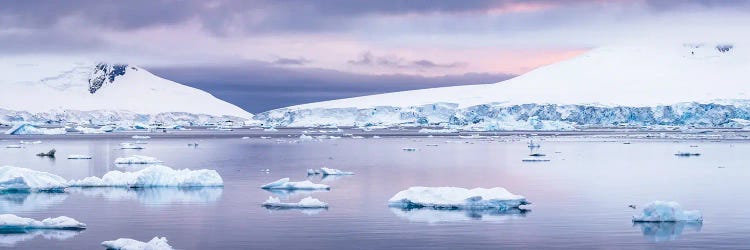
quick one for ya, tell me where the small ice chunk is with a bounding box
[632,201,703,222]
[402,148,417,152]
[5,145,22,149]
[522,158,550,162]
[0,214,86,230]
[388,187,529,210]
[299,134,314,141]
[0,166,68,192]
[19,141,42,145]
[261,178,329,190]
[674,152,701,157]
[131,135,151,139]
[101,237,173,250]
[262,196,328,209]
[114,155,163,165]
[120,143,144,150]
[319,167,354,176]
[67,155,92,159]
[241,136,250,139]
[68,165,223,188]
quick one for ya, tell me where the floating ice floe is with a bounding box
[418,128,458,134]
[131,135,151,139]
[307,169,320,175]
[114,155,163,165]
[75,126,106,134]
[632,201,702,222]
[299,134,314,141]
[261,178,330,190]
[402,148,417,152]
[67,155,92,159]
[120,143,144,150]
[4,145,22,149]
[0,214,86,231]
[674,152,701,157]
[522,158,550,162]
[372,135,381,139]
[101,237,173,250]
[241,136,250,139]
[319,167,354,175]
[388,187,529,210]
[351,136,364,139]
[68,165,223,188]
[19,141,42,145]
[0,166,68,192]
[4,124,66,135]
[262,196,328,209]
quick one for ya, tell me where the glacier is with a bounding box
[0,166,69,192]
[632,201,703,222]
[256,43,750,130]
[101,237,173,250]
[260,178,330,190]
[0,58,250,126]
[388,187,530,210]
[262,196,329,209]
[68,165,223,188]
[0,214,86,231]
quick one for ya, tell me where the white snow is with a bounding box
[0,166,69,192]
[319,167,354,175]
[260,178,330,190]
[68,165,223,188]
[114,155,163,165]
[101,237,173,250]
[67,155,92,159]
[4,124,66,135]
[0,214,86,230]
[262,196,329,209]
[388,187,529,210]
[0,57,251,119]
[632,201,703,222]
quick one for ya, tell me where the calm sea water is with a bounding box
[0,131,748,249]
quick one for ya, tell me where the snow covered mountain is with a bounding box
[0,57,251,125]
[257,43,750,129]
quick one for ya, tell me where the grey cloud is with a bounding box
[273,57,311,65]
[348,52,464,69]
[146,61,514,112]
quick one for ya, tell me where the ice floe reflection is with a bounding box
[68,187,223,206]
[0,193,67,213]
[390,208,529,223]
[0,230,82,247]
[633,222,702,242]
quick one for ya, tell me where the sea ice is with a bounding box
[388,187,529,210]
[0,214,86,230]
[120,143,144,150]
[632,201,703,222]
[67,155,92,159]
[68,165,223,188]
[262,196,328,209]
[131,135,151,139]
[101,237,173,250]
[0,166,68,192]
[114,155,163,165]
[260,178,330,190]
[319,167,354,175]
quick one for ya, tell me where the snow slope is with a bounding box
[0,56,251,124]
[258,43,750,129]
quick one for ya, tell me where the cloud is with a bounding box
[348,51,465,69]
[272,57,311,65]
[146,61,515,112]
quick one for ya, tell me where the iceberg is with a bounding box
[262,196,329,209]
[101,237,173,250]
[114,155,163,165]
[67,154,92,159]
[632,201,703,222]
[319,167,354,175]
[299,134,314,141]
[68,165,223,188]
[120,143,144,150]
[306,169,320,175]
[0,214,86,231]
[4,124,66,135]
[260,178,330,190]
[388,187,529,210]
[0,166,68,192]
[75,126,106,134]
[390,207,528,223]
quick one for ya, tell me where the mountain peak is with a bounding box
[89,63,129,94]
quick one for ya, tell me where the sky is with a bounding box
[1,0,748,112]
